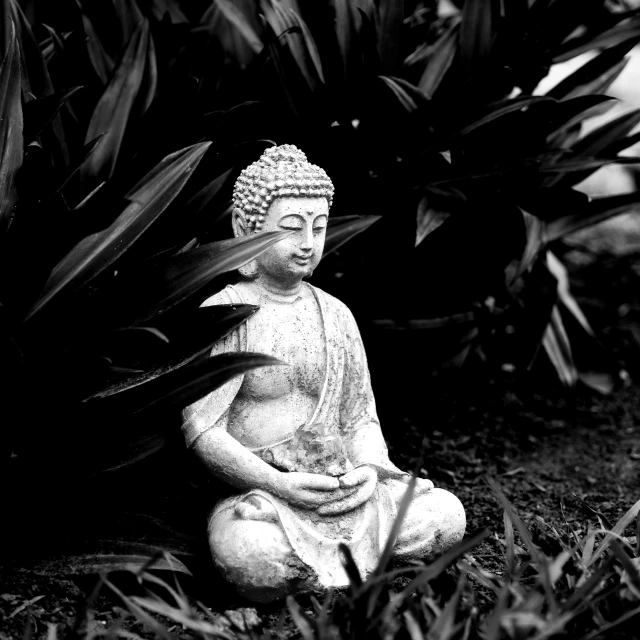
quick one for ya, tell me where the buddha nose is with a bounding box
[300,225,313,250]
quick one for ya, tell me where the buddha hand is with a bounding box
[273,471,341,510]
[316,465,377,516]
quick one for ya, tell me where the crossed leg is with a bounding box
[209,482,466,602]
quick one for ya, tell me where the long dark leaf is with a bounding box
[148,0,188,23]
[80,20,150,181]
[543,305,578,387]
[545,95,617,144]
[22,86,82,142]
[546,37,640,100]
[417,20,460,99]
[458,96,556,137]
[323,215,380,256]
[377,0,404,73]
[114,0,145,45]
[214,0,263,54]
[80,10,114,83]
[114,230,293,327]
[605,129,640,156]
[554,24,640,64]
[0,23,22,239]
[379,75,419,112]
[11,1,52,99]
[26,143,211,321]
[332,0,358,78]
[104,352,283,414]
[572,108,640,158]
[44,552,192,576]
[545,190,640,242]
[459,0,498,73]
[89,303,259,399]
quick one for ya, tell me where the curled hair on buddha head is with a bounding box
[232,144,335,234]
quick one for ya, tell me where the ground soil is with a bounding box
[1,249,640,639]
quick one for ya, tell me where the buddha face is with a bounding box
[243,197,329,283]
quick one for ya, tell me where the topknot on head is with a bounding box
[232,144,334,233]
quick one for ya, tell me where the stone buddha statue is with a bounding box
[182,145,465,603]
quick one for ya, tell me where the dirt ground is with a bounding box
[1,250,640,639]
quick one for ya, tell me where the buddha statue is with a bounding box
[182,145,466,603]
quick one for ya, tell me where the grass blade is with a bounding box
[487,477,560,614]
[589,496,640,566]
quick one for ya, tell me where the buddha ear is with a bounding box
[232,208,248,238]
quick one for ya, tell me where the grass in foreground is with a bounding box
[10,478,640,640]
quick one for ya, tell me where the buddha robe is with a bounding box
[182,284,465,600]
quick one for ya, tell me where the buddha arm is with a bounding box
[339,305,408,480]
[193,427,282,491]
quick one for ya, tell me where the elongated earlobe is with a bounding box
[232,208,248,238]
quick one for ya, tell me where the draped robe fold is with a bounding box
[182,283,421,586]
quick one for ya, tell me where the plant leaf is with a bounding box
[103,352,283,415]
[80,20,150,181]
[553,25,640,64]
[545,190,640,242]
[214,0,263,54]
[54,552,192,576]
[589,496,640,565]
[415,196,450,247]
[0,22,22,239]
[379,75,419,112]
[332,0,358,78]
[80,10,114,83]
[323,215,380,256]
[22,86,82,142]
[287,596,315,640]
[543,305,578,387]
[546,37,640,100]
[417,20,460,99]
[112,230,293,327]
[458,96,556,137]
[377,0,403,73]
[546,95,617,144]
[88,304,259,399]
[459,0,498,74]
[26,143,211,321]
[11,1,53,99]
[572,108,640,159]
[486,477,560,613]
[148,0,188,23]
[547,252,593,338]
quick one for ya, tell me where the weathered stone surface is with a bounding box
[182,145,466,602]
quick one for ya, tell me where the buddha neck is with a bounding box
[254,275,305,304]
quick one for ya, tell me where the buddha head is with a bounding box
[232,144,335,281]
